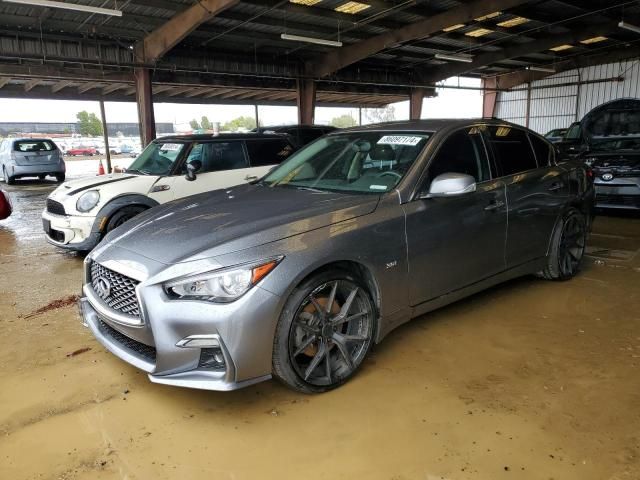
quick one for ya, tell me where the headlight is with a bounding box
[164,258,282,303]
[76,190,100,212]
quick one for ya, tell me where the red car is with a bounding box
[66,146,97,156]
[0,189,11,220]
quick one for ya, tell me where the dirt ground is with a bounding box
[1,178,639,480]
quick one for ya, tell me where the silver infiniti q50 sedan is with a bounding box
[79,120,594,393]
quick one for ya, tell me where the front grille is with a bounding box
[98,319,156,362]
[46,198,66,216]
[596,194,640,207]
[90,262,140,317]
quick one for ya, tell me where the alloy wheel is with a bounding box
[288,279,374,387]
[558,214,586,277]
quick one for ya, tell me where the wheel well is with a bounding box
[104,203,149,229]
[296,261,381,313]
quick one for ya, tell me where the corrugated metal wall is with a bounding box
[494,60,640,134]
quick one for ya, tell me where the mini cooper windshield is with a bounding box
[127,141,187,175]
[262,131,431,193]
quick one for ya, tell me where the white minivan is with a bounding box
[42,133,296,251]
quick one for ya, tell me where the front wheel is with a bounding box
[272,269,377,393]
[540,209,587,280]
[105,206,146,233]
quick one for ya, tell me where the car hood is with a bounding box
[582,98,640,143]
[102,184,380,264]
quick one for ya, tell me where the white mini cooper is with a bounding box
[42,133,296,251]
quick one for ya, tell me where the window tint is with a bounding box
[529,134,552,166]
[485,126,538,176]
[246,139,294,167]
[427,128,490,185]
[14,140,56,152]
[186,141,248,173]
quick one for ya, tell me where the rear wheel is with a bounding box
[272,269,377,393]
[540,209,586,280]
[105,206,147,233]
[3,167,15,185]
[55,173,65,183]
[38,174,46,180]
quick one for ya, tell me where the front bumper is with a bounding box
[42,209,102,251]
[594,178,640,210]
[79,263,282,391]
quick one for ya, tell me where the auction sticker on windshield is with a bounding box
[377,135,424,146]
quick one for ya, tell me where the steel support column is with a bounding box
[135,68,156,146]
[482,77,498,118]
[99,99,111,173]
[297,79,316,125]
[409,88,424,120]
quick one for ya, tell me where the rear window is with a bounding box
[13,140,56,152]
[246,139,295,167]
[486,126,538,176]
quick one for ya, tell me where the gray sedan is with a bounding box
[80,119,594,393]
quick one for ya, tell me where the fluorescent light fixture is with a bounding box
[280,33,342,47]
[497,16,529,28]
[289,0,322,5]
[474,11,501,22]
[435,53,473,63]
[2,0,122,16]
[619,20,640,34]
[442,23,465,32]
[580,36,608,44]
[335,1,370,14]
[466,28,493,37]
[527,65,556,73]
[549,44,573,51]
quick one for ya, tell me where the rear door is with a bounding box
[12,140,60,166]
[245,138,295,179]
[484,126,569,267]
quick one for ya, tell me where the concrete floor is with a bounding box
[1,177,639,480]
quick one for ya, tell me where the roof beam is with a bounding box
[78,83,101,94]
[51,80,73,93]
[136,0,240,63]
[24,79,41,92]
[102,83,129,95]
[307,0,531,78]
[417,21,618,85]
[0,77,11,89]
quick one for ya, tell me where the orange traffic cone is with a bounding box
[97,159,105,176]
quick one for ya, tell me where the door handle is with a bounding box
[244,175,258,182]
[548,182,564,192]
[484,200,505,211]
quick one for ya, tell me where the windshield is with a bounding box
[127,142,186,175]
[261,131,431,194]
[591,137,640,152]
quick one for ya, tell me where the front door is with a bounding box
[404,126,508,306]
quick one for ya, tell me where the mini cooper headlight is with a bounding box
[165,258,282,303]
[76,190,100,212]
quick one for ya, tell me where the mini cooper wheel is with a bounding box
[105,206,146,233]
[273,270,376,393]
[541,209,587,280]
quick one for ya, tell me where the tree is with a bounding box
[76,111,103,136]
[363,105,396,124]
[221,116,256,132]
[330,114,357,128]
[189,119,201,130]
[201,116,213,130]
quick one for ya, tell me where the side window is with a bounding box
[426,128,491,186]
[187,141,248,173]
[246,139,294,167]
[529,134,552,167]
[485,126,538,176]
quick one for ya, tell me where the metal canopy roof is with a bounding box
[1,0,640,104]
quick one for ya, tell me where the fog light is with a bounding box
[198,347,226,370]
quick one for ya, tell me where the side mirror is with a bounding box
[185,160,202,181]
[421,173,476,199]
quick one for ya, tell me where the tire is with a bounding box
[105,205,147,233]
[4,167,15,185]
[272,268,377,393]
[55,173,65,183]
[540,208,587,281]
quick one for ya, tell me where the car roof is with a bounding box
[335,118,526,134]
[257,124,336,130]
[155,132,291,142]
[9,137,55,142]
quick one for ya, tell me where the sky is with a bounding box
[0,77,482,130]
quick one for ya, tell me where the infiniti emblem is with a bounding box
[95,277,112,298]
[602,173,614,181]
